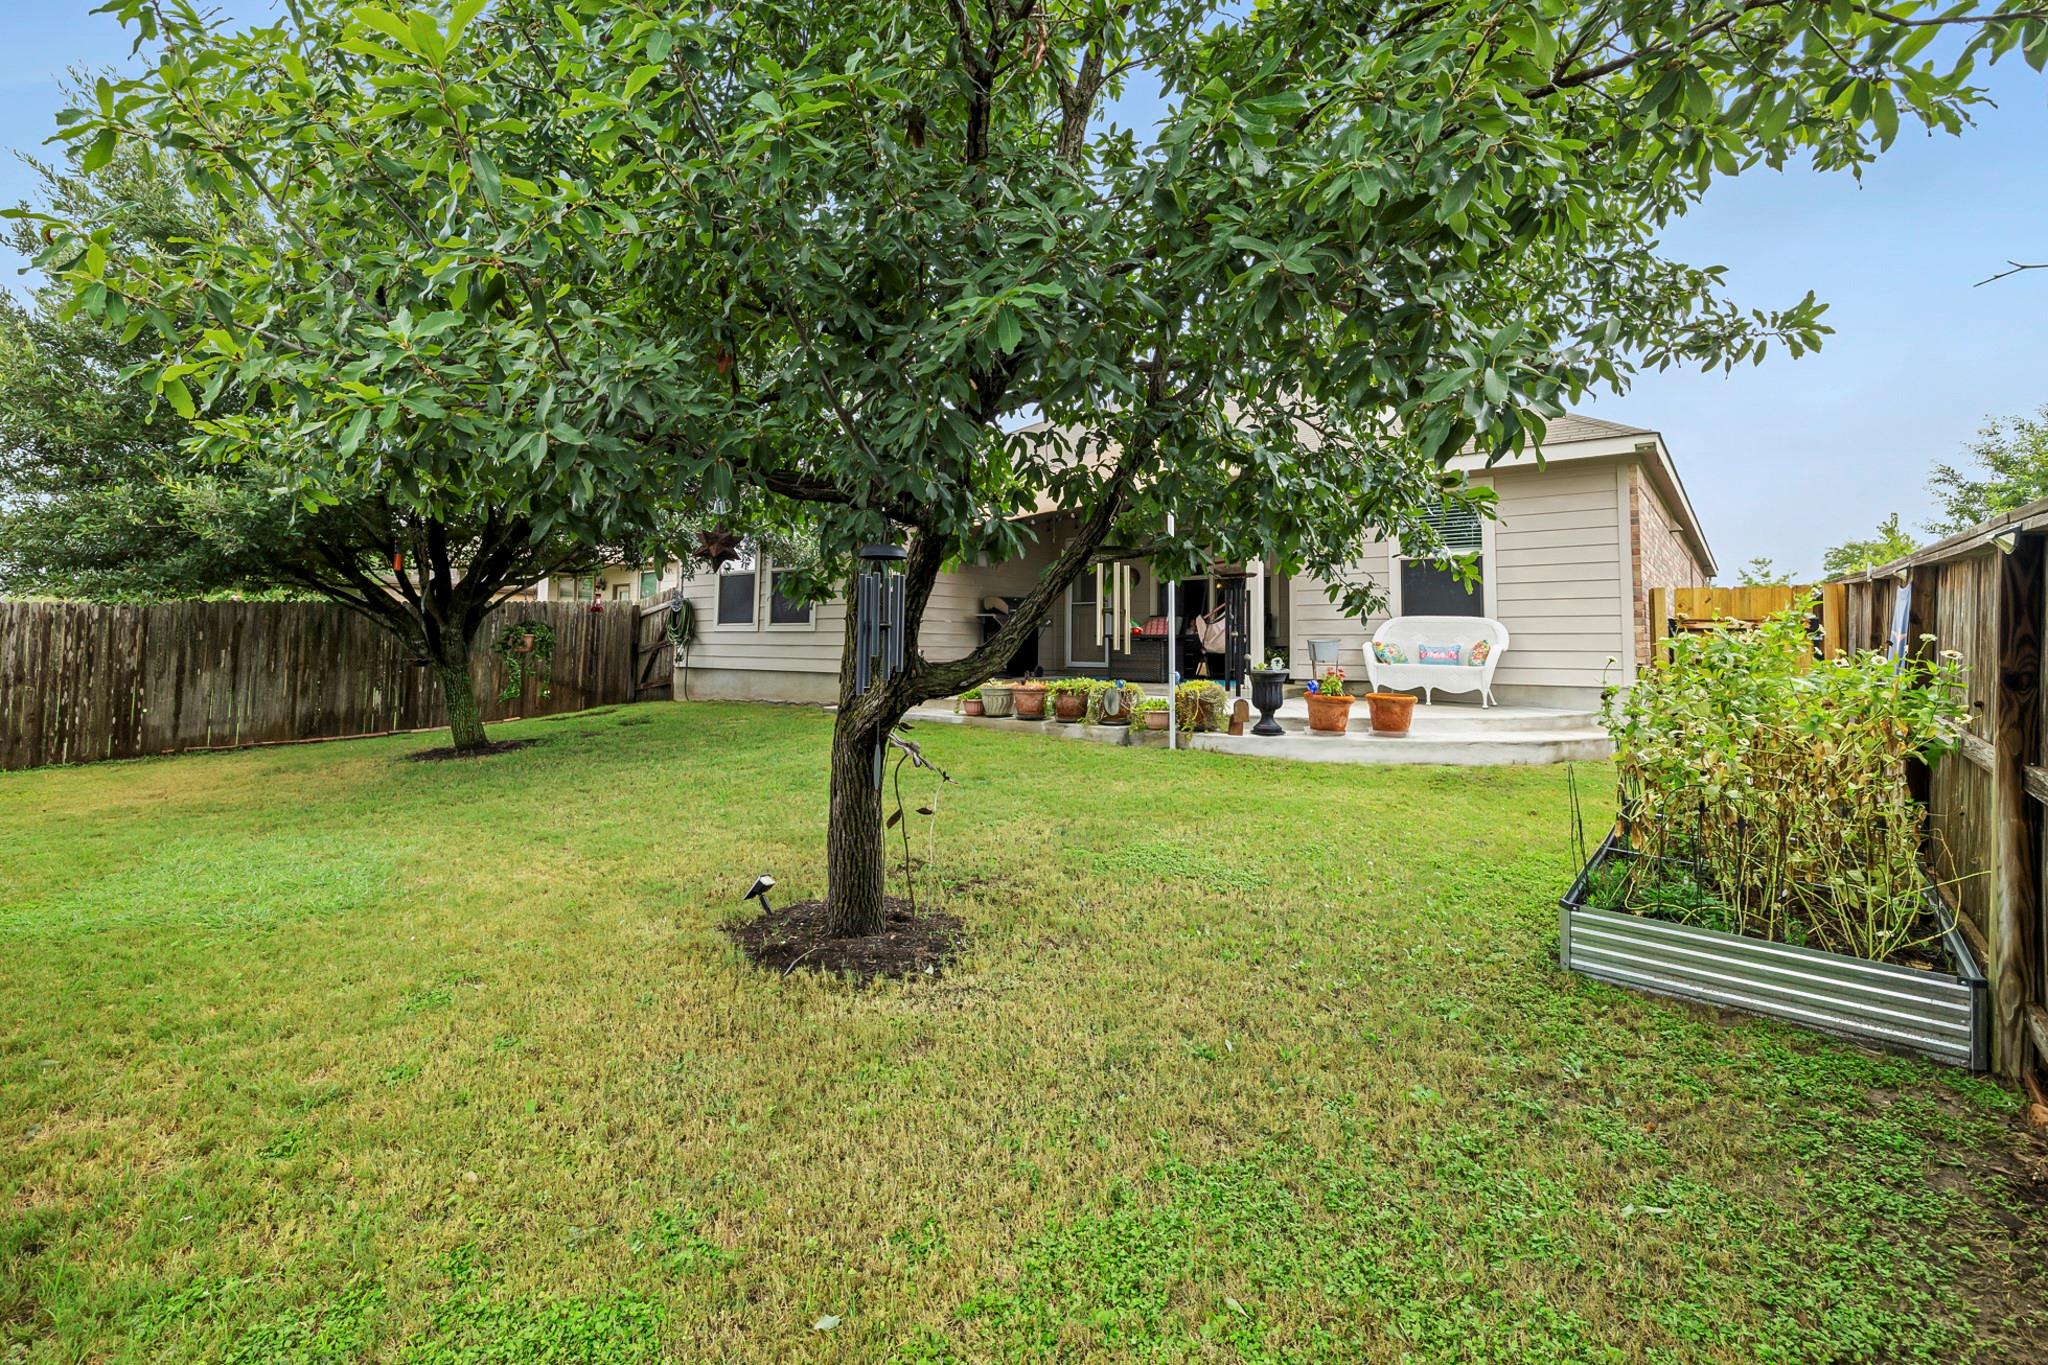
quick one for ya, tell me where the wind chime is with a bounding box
[1093,560,1140,658]
[853,543,908,789]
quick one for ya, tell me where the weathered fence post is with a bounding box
[1993,535,2043,1076]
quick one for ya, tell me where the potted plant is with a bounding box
[1012,679,1048,720]
[489,619,557,703]
[1173,679,1228,733]
[1303,668,1354,733]
[1365,690,1417,735]
[959,686,985,717]
[979,680,1016,718]
[1045,677,1097,723]
[1249,658,1289,736]
[1133,697,1172,731]
[1089,680,1144,725]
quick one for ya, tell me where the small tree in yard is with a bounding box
[42,0,2046,928]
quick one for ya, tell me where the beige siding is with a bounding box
[678,525,1070,684]
[677,553,843,678]
[1286,459,1631,697]
[1488,460,1628,692]
[1288,533,1394,680]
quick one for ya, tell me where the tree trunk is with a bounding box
[826,703,889,936]
[433,642,489,752]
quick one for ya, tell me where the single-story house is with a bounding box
[623,413,1714,710]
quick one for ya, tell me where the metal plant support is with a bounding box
[853,543,908,789]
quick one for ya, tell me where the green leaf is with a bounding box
[470,148,501,205]
[354,7,419,52]
[161,377,195,418]
[991,307,1024,355]
[625,64,661,99]
[81,128,118,173]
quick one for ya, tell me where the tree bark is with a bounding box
[825,701,889,936]
[433,640,490,752]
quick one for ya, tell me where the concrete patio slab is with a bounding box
[908,699,1611,766]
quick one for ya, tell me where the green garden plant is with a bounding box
[488,620,556,704]
[1174,680,1229,734]
[1601,603,1968,963]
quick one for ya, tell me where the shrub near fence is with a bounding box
[0,599,635,771]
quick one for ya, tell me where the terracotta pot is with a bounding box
[1305,691,1355,734]
[962,698,985,717]
[1366,691,1417,735]
[515,632,537,654]
[980,684,1015,718]
[1053,690,1088,723]
[1142,709,1170,731]
[1012,683,1047,720]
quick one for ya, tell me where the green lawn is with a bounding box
[2,702,2042,1362]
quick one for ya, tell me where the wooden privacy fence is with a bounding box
[1649,583,1847,661]
[0,599,639,772]
[1834,503,2047,1085]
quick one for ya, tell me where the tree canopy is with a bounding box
[1735,556,1794,587]
[1821,512,1919,578]
[1927,403,2048,535]
[28,0,2047,924]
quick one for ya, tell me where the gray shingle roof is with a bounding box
[1539,412,1655,444]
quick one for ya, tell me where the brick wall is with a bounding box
[1630,466,1707,664]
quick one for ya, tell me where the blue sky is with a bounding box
[5,3,2045,577]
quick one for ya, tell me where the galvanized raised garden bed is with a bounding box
[1561,835,1988,1071]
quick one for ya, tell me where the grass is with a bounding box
[1,701,2043,1362]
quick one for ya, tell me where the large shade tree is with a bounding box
[13,8,729,753]
[41,0,2046,929]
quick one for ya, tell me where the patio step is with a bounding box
[1269,699,1602,736]
[1179,726,1612,767]
[906,705,1612,766]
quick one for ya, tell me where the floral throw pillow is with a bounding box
[1372,641,1408,665]
[1417,643,1461,666]
[1468,639,1492,666]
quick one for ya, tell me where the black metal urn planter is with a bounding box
[1249,668,1287,736]
[1560,835,1988,1071]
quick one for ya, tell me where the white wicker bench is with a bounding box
[1365,616,1509,706]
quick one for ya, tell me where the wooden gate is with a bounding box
[634,600,675,701]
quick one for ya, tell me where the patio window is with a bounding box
[1399,496,1485,616]
[768,567,812,626]
[717,546,758,625]
[1417,496,1483,553]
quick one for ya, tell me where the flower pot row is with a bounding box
[1304,669,1416,736]
[967,680,1149,724]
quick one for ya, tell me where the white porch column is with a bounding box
[1247,558,1266,677]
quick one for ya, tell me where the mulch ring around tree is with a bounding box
[727,896,962,983]
[405,739,539,762]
